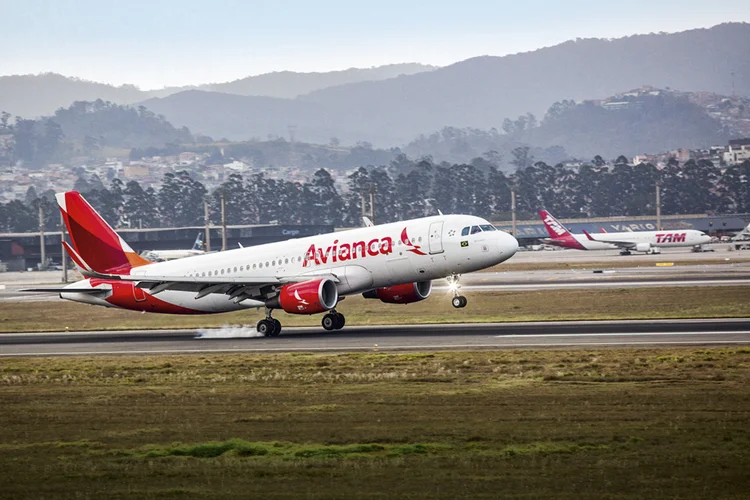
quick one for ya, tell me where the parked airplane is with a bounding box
[539,210,710,255]
[24,192,518,336]
[142,233,205,262]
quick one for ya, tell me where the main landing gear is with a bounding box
[448,274,468,308]
[257,308,281,337]
[322,311,346,331]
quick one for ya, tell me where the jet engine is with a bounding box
[362,281,432,304]
[267,278,339,314]
[635,243,652,253]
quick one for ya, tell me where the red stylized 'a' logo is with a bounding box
[401,228,427,255]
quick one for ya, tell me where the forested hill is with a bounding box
[51,100,193,148]
[0,100,194,168]
[526,92,730,158]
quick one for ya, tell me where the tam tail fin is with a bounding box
[57,191,151,275]
[538,210,573,239]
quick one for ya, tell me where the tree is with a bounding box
[123,180,159,228]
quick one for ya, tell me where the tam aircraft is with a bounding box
[539,210,710,255]
[24,192,518,336]
[141,232,205,262]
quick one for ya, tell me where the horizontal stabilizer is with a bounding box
[20,288,106,295]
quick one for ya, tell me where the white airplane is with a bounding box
[539,210,710,255]
[24,192,518,336]
[142,233,205,261]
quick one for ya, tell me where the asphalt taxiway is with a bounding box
[1,319,748,357]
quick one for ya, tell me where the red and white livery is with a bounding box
[25,192,518,336]
[539,210,711,255]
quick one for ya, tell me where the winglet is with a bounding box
[582,229,596,241]
[362,217,374,227]
[600,227,608,233]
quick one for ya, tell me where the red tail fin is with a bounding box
[56,191,151,274]
[538,210,573,239]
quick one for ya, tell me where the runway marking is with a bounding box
[3,340,750,357]
[497,330,750,338]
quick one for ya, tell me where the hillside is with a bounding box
[0,73,148,119]
[194,63,434,99]
[135,23,750,146]
[0,64,435,119]
[526,90,730,158]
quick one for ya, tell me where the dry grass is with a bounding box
[1,286,748,333]
[1,348,749,499]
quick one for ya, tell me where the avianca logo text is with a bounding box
[543,215,567,236]
[656,233,686,244]
[304,236,393,267]
[303,228,424,267]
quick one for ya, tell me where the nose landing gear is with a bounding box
[322,310,346,331]
[257,307,281,337]
[448,274,468,308]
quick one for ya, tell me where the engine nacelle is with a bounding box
[635,242,652,253]
[362,281,432,304]
[268,278,338,314]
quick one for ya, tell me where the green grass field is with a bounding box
[1,286,748,332]
[1,348,749,499]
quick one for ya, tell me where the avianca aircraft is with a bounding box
[539,210,710,255]
[141,232,205,262]
[25,192,518,336]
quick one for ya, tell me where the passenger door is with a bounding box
[428,221,444,254]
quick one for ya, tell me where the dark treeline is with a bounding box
[1,155,749,233]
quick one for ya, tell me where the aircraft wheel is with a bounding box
[334,313,346,330]
[322,313,337,331]
[459,296,468,308]
[257,319,275,337]
[271,319,282,336]
[452,296,465,308]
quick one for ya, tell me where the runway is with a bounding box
[2,319,749,356]
[2,262,750,302]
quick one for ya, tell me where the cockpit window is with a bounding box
[470,225,482,234]
[480,224,497,232]
[461,226,470,236]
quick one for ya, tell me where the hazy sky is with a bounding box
[2,0,748,89]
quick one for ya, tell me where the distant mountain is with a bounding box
[0,64,435,119]
[140,91,335,143]
[303,23,750,144]
[0,73,148,119]
[137,23,750,146]
[160,63,435,99]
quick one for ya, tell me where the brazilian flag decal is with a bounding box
[460,241,469,247]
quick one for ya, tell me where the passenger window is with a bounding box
[285,258,289,264]
[470,226,482,234]
[461,227,470,236]
[221,269,224,275]
[253,264,257,269]
[234,267,237,272]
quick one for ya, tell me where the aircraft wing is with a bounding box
[582,229,636,249]
[79,270,341,301]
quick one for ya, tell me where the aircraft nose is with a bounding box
[497,231,519,261]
